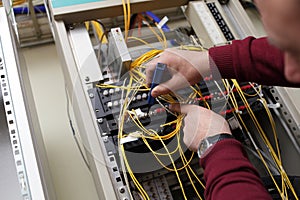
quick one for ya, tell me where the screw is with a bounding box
[85,76,90,82]
[68,25,75,30]
[103,136,108,143]
[119,187,125,194]
[97,118,103,123]
[89,93,94,98]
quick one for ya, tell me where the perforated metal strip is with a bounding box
[0,38,31,200]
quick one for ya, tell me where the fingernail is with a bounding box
[169,104,174,110]
[151,89,158,97]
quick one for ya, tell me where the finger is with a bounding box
[182,121,199,152]
[145,50,175,86]
[151,84,171,97]
[151,72,190,97]
[151,77,181,97]
[171,104,211,115]
[169,103,181,113]
[169,104,198,114]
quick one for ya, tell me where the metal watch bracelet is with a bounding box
[197,133,234,158]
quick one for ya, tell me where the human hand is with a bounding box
[146,48,210,98]
[171,104,232,152]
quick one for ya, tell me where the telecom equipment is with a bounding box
[46,0,300,199]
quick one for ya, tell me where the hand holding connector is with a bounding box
[170,104,231,152]
[146,48,210,98]
[147,63,169,106]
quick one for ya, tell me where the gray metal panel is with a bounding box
[52,20,122,200]
[185,0,259,47]
[0,7,56,200]
[222,0,259,38]
[0,90,23,200]
[47,0,188,24]
[185,1,228,47]
[18,46,57,200]
[271,87,300,175]
[69,25,103,83]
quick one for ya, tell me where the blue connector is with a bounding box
[147,63,168,106]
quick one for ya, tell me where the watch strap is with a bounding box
[197,134,234,158]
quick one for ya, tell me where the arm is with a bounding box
[201,139,272,200]
[170,104,272,200]
[209,36,300,87]
[147,37,300,98]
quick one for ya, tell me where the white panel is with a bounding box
[0,7,47,200]
[69,25,103,83]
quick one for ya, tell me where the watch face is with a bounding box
[198,134,233,158]
[199,140,209,156]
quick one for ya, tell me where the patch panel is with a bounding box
[89,77,263,155]
[206,2,235,41]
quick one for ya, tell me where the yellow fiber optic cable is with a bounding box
[231,79,298,199]
[191,85,211,109]
[176,128,206,190]
[223,80,284,197]
[96,84,149,91]
[221,81,285,197]
[0,0,26,7]
[125,112,188,198]
[85,21,90,30]
[155,22,168,49]
[141,136,193,171]
[91,21,107,43]
[259,98,281,160]
[126,0,131,30]
[121,0,129,40]
[178,144,203,199]
[117,73,187,198]
[180,45,205,52]
[131,49,163,69]
[127,36,156,49]
[121,145,150,199]
[147,131,188,199]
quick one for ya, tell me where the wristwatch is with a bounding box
[197,134,234,158]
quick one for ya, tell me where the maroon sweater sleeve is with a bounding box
[209,36,300,87]
[200,139,272,200]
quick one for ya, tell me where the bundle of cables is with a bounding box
[94,1,299,199]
